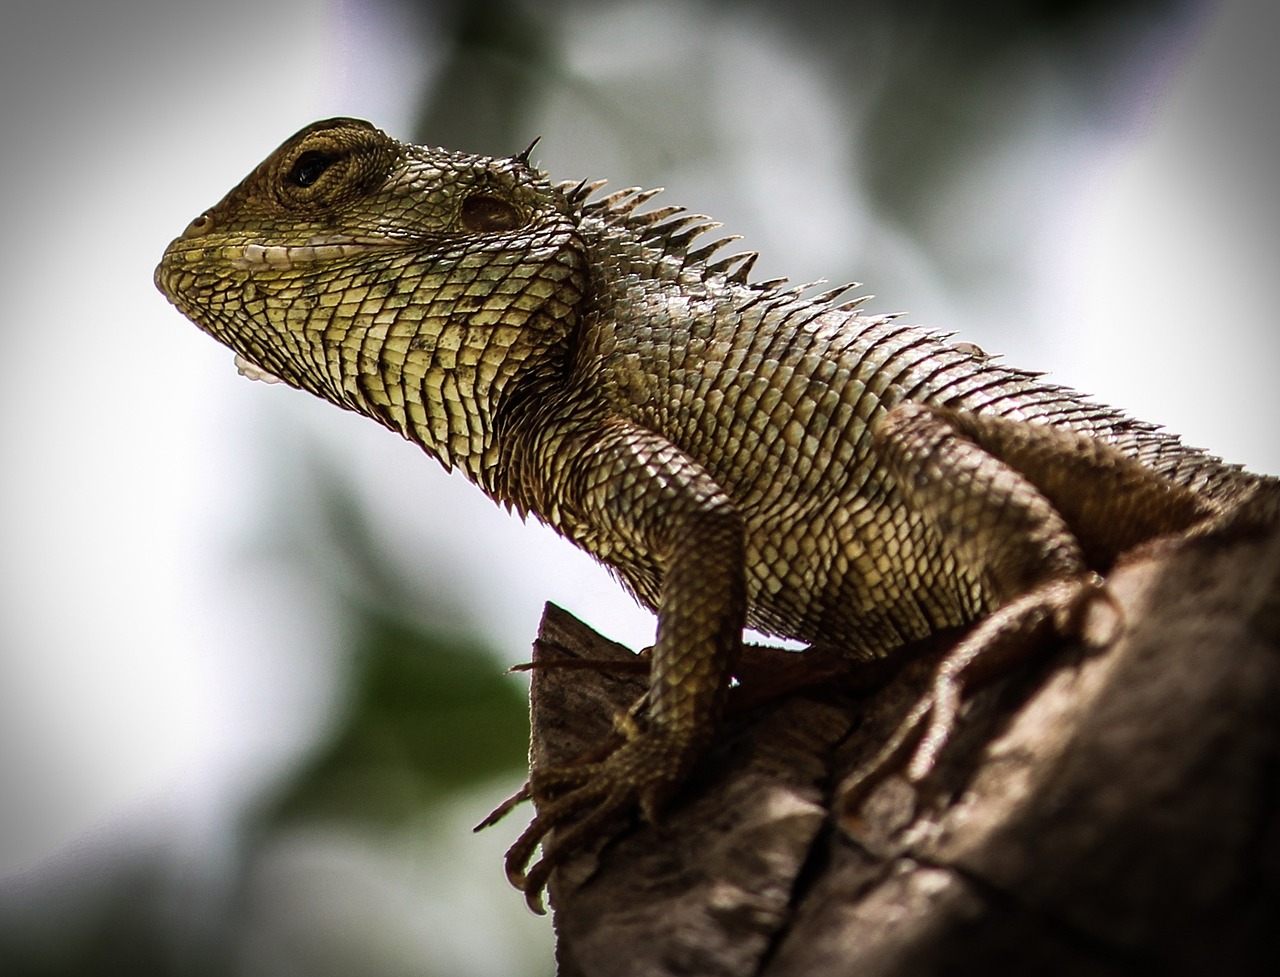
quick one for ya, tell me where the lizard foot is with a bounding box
[837,572,1109,819]
[477,723,696,913]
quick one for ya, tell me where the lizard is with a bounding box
[155,117,1278,912]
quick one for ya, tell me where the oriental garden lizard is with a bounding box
[155,118,1278,910]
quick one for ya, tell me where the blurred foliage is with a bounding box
[1,860,190,977]
[825,0,1187,234]
[411,0,565,155]
[409,0,1186,207]
[247,451,532,827]
[259,600,529,829]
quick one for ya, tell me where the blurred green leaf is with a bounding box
[264,606,529,829]
[257,451,534,830]
[263,604,529,828]
[411,0,565,155]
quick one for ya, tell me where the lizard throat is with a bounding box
[233,354,283,384]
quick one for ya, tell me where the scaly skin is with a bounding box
[156,118,1277,910]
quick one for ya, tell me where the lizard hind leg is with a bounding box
[837,574,1105,817]
[838,404,1123,814]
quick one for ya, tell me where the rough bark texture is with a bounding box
[532,522,1280,977]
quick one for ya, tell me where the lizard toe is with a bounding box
[500,727,697,910]
[841,571,1111,819]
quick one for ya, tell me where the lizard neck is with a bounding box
[395,242,588,488]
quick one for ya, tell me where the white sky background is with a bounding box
[0,0,1276,973]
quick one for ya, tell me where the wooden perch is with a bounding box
[528,522,1280,977]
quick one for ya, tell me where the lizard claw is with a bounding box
[507,653,651,676]
[504,772,632,913]
[477,727,694,913]
[474,781,532,833]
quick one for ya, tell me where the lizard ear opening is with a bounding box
[460,193,525,233]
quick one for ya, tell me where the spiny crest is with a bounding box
[558,179,758,286]
[556,179,873,311]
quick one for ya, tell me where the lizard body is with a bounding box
[156,118,1277,909]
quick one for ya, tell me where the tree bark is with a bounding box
[528,523,1280,977]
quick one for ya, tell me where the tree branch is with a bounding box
[530,522,1280,977]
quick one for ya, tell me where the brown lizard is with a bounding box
[155,118,1278,911]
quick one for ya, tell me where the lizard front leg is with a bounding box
[485,417,746,911]
[839,403,1216,811]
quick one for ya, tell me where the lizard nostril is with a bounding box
[182,212,214,239]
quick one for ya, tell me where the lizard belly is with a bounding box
[740,484,989,659]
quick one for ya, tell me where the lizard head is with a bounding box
[155,117,588,473]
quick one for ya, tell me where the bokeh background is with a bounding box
[1,1,1276,974]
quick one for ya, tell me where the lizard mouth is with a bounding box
[231,234,403,270]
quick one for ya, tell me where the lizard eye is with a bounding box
[286,150,342,188]
[460,193,525,233]
[269,122,394,210]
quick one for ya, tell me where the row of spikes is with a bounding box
[557,178,873,311]
[547,179,1184,448]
